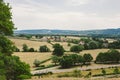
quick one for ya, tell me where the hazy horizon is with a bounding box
[5,0,120,30]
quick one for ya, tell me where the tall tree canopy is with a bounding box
[0,0,31,80]
[0,0,14,35]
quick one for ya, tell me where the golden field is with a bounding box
[10,38,53,51]
[13,52,52,69]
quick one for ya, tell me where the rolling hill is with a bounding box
[14,28,120,36]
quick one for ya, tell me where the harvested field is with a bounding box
[10,38,53,51]
[13,52,52,69]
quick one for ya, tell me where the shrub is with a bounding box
[72,69,81,77]
[67,43,71,46]
[14,46,20,52]
[28,48,35,52]
[33,59,40,67]
[17,75,31,79]
[22,44,28,52]
[39,45,50,52]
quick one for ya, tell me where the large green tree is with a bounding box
[83,53,93,64]
[52,43,64,56]
[70,45,84,53]
[0,0,14,35]
[0,0,31,80]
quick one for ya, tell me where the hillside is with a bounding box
[14,28,120,35]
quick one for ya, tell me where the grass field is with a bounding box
[10,38,53,51]
[10,38,76,51]
[13,49,119,70]
[13,52,52,69]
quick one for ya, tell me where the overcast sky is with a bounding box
[5,0,120,30]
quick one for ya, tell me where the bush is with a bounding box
[17,75,31,79]
[67,43,71,46]
[57,73,70,78]
[28,48,35,52]
[14,46,20,52]
[22,44,28,52]
[72,69,81,77]
[35,64,58,70]
[39,45,50,52]
[33,59,41,67]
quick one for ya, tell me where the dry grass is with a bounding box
[80,49,109,60]
[10,38,53,51]
[13,52,52,69]
[13,49,120,70]
[27,77,120,80]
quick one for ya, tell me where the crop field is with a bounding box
[10,38,77,51]
[13,49,120,69]
[10,38,53,51]
[11,38,120,80]
[13,52,52,69]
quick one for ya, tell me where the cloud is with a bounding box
[65,0,90,6]
[4,0,120,30]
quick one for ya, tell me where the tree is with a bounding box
[4,56,31,80]
[95,49,120,64]
[52,44,64,56]
[0,35,15,56]
[69,54,79,65]
[59,55,73,68]
[88,41,98,49]
[0,0,31,79]
[39,45,50,52]
[70,45,84,53]
[0,0,14,35]
[22,44,28,52]
[51,56,59,65]
[83,53,93,64]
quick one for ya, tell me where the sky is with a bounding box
[4,0,120,30]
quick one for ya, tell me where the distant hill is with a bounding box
[14,28,120,36]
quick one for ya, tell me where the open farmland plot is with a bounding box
[10,38,53,51]
[13,52,52,69]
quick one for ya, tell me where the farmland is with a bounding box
[10,36,120,80]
